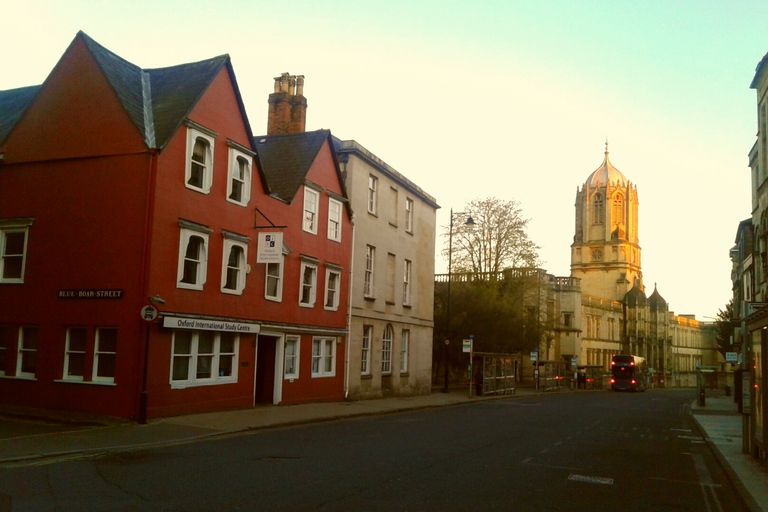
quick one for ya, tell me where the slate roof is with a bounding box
[0,31,252,151]
[648,285,667,311]
[254,130,333,202]
[0,85,41,144]
[624,281,647,307]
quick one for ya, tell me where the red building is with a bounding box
[0,32,351,420]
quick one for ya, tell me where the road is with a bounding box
[0,390,745,511]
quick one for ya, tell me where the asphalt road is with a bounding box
[0,390,745,511]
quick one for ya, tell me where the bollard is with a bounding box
[725,385,731,397]
[698,388,705,407]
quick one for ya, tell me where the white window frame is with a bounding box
[220,237,248,295]
[403,259,412,306]
[63,327,87,382]
[226,146,252,206]
[405,198,414,233]
[92,327,118,384]
[327,198,342,242]
[170,330,239,388]
[265,256,284,302]
[177,224,211,290]
[382,325,393,375]
[185,126,215,194]
[324,266,341,311]
[311,337,336,378]
[303,186,320,235]
[361,325,372,375]
[284,335,300,380]
[364,245,375,298]
[16,326,38,378]
[367,175,378,214]
[0,219,32,284]
[400,330,409,374]
[299,260,318,307]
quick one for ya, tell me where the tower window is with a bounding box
[612,195,624,224]
[593,194,604,224]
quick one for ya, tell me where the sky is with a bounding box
[2,0,767,320]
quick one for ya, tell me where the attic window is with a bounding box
[185,127,215,194]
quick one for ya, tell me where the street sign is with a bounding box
[726,352,738,363]
[462,339,472,353]
[140,305,158,322]
[530,351,538,361]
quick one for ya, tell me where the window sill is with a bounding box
[311,373,336,379]
[54,379,116,387]
[360,373,373,380]
[364,295,376,302]
[403,303,412,309]
[385,301,395,306]
[265,295,283,303]
[400,372,410,377]
[0,375,35,381]
[299,303,316,308]
[171,378,237,389]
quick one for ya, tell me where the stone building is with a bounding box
[336,139,439,399]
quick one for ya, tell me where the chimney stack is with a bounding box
[267,72,307,135]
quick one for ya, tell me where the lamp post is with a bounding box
[443,208,474,393]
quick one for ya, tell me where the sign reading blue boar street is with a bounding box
[162,316,260,334]
[58,289,124,299]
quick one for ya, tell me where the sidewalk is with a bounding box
[1,387,766,512]
[0,387,534,467]
[691,392,768,512]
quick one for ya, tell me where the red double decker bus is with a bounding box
[610,354,648,392]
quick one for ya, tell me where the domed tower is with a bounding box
[571,143,642,302]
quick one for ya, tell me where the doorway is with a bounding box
[255,335,278,404]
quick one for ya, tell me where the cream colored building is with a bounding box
[335,139,438,399]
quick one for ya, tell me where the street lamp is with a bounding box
[443,208,474,393]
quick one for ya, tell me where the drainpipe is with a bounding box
[344,212,356,399]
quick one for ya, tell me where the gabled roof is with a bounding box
[0,31,253,151]
[254,129,334,202]
[0,85,41,144]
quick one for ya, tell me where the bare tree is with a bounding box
[443,197,540,274]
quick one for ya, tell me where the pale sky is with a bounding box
[3,0,767,320]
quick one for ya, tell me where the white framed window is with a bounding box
[403,259,412,306]
[299,260,318,307]
[265,257,284,302]
[311,337,336,377]
[221,238,248,295]
[327,198,342,242]
[93,327,117,383]
[361,325,372,375]
[364,245,375,298]
[400,330,409,374]
[303,187,320,234]
[367,175,378,214]
[64,327,87,381]
[324,267,341,311]
[284,335,300,380]
[405,198,414,233]
[177,224,211,290]
[227,146,252,206]
[170,330,238,387]
[382,325,393,374]
[16,326,38,378]
[185,126,216,193]
[0,219,32,284]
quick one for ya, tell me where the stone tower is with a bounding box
[571,143,642,301]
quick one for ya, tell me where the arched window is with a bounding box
[612,195,624,224]
[593,194,604,224]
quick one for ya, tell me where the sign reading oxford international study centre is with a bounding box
[257,232,283,264]
[162,316,261,334]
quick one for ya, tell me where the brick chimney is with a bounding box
[267,73,307,135]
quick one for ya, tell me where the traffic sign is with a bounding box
[140,305,158,322]
[462,339,472,353]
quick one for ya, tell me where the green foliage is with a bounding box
[714,298,735,357]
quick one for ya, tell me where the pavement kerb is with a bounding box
[689,404,763,512]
